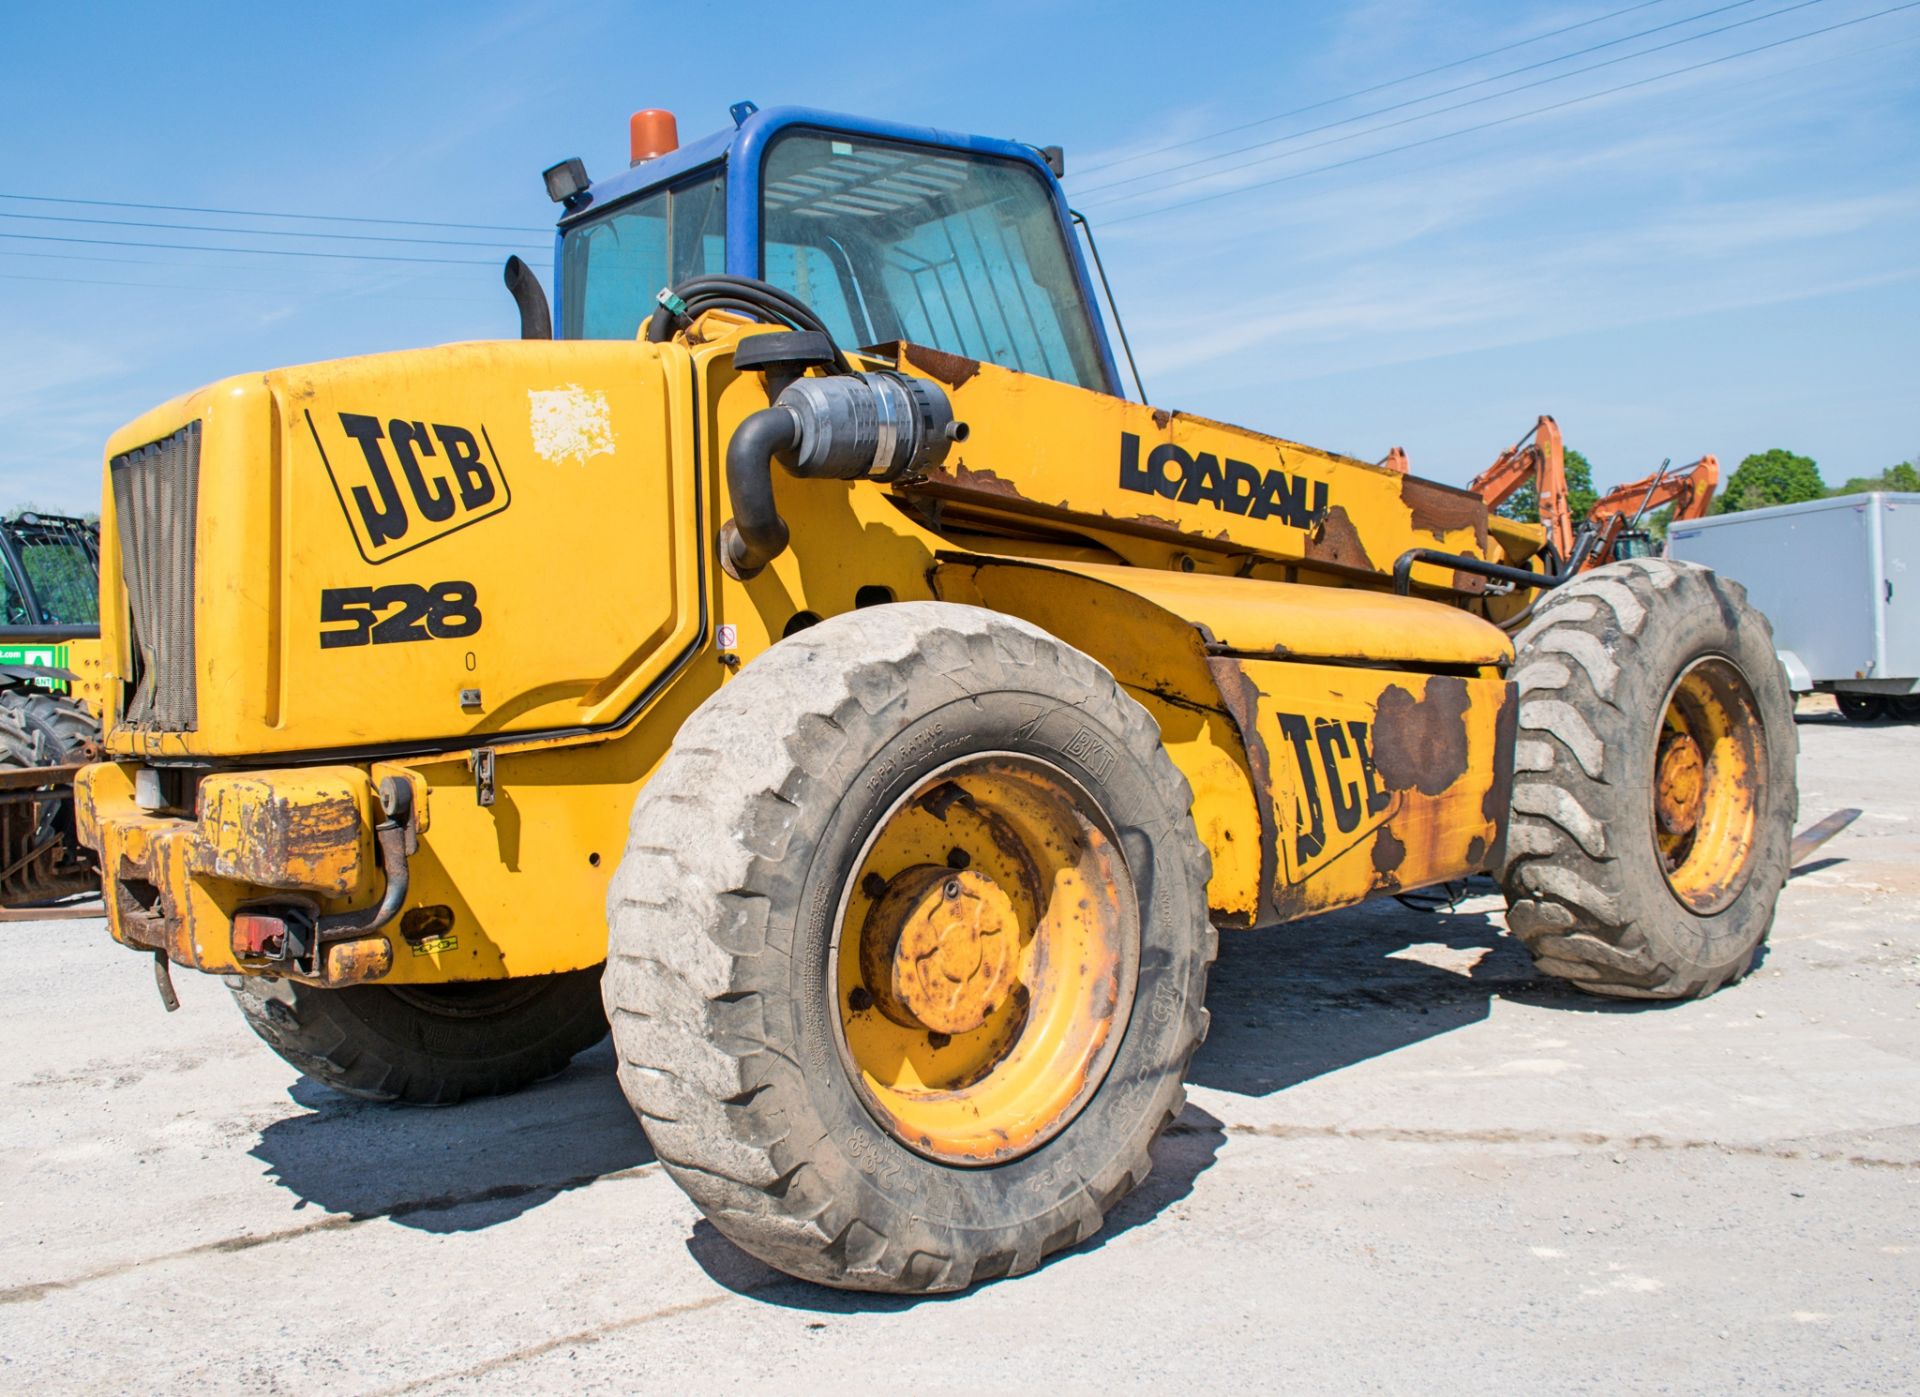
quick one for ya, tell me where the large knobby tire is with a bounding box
[605,603,1214,1293]
[1500,559,1797,999]
[0,689,100,760]
[230,968,608,1104]
[0,692,98,905]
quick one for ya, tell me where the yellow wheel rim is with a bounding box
[830,754,1138,1166]
[1654,657,1765,913]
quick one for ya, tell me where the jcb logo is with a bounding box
[1275,713,1392,873]
[309,410,512,564]
[1118,432,1330,529]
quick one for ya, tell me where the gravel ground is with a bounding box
[1,704,1915,1393]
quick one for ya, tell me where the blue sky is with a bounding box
[3,0,1916,512]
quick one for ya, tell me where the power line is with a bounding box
[1075,0,1776,200]
[1085,0,1835,212]
[0,231,508,267]
[1102,1,1920,225]
[0,209,546,252]
[1080,0,1823,209]
[1071,0,1676,179]
[0,247,482,282]
[0,191,543,235]
[0,270,499,305]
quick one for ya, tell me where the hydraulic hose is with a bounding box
[718,406,804,580]
[645,274,853,373]
[315,777,414,943]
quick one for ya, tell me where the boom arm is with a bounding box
[1468,416,1571,561]
[1589,455,1719,525]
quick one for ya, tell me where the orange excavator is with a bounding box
[1462,415,1718,571]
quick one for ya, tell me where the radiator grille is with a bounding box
[110,422,200,731]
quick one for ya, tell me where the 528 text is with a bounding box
[320,581,482,648]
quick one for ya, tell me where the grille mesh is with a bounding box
[110,422,200,731]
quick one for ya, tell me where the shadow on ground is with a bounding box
[684,887,1710,1308]
[1189,889,1679,1100]
[249,1037,651,1233]
[250,878,1772,1279]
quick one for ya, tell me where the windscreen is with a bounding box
[761,131,1110,392]
[561,167,726,340]
[6,521,98,625]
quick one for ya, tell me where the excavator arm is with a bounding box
[1585,455,1719,566]
[1589,455,1720,525]
[1467,415,1573,561]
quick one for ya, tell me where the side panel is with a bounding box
[1880,495,1920,683]
[1218,660,1515,922]
[1669,497,1879,686]
[895,349,1496,590]
[100,341,702,757]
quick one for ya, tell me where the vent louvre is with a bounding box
[110,422,200,731]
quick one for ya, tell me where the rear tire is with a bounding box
[1889,695,1920,722]
[1499,559,1796,999]
[0,694,97,904]
[229,968,608,1104]
[605,603,1214,1293]
[1836,693,1887,722]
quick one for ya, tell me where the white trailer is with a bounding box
[1667,492,1920,722]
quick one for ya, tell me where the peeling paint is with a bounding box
[900,343,981,389]
[1374,677,1472,796]
[1305,506,1377,574]
[527,385,614,466]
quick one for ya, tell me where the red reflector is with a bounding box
[233,912,289,958]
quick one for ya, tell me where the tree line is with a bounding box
[1500,447,1919,531]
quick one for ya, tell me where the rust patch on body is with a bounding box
[1303,506,1376,574]
[1151,407,1172,429]
[1482,681,1518,869]
[942,462,1025,499]
[900,343,981,389]
[1373,677,1472,796]
[1371,826,1406,877]
[1207,657,1281,924]
[1401,475,1491,552]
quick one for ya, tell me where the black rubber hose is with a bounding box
[663,274,826,331]
[718,406,803,580]
[316,779,413,943]
[644,274,851,372]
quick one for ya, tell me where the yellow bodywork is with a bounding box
[80,319,1531,986]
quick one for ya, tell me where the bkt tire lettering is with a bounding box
[1118,432,1329,529]
[310,409,511,563]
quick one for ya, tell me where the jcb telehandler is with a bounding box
[77,104,1796,1293]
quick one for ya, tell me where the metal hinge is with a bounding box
[470,747,496,807]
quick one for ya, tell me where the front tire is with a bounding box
[1500,560,1796,999]
[230,968,608,1104]
[605,603,1213,1293]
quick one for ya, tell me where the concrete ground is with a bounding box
[1,705,1915,1393]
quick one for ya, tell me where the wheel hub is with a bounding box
[1654,731,1706,836]
[833,754,1140,1165]
[860,865,1019,1035]
[1653,656,1766,913]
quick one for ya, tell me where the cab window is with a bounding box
[561,167,726,340]
[760,131,1109,392]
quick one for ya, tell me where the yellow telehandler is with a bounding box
[77,104,1795,1293]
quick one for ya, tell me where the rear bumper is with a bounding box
[74,762,413,987]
